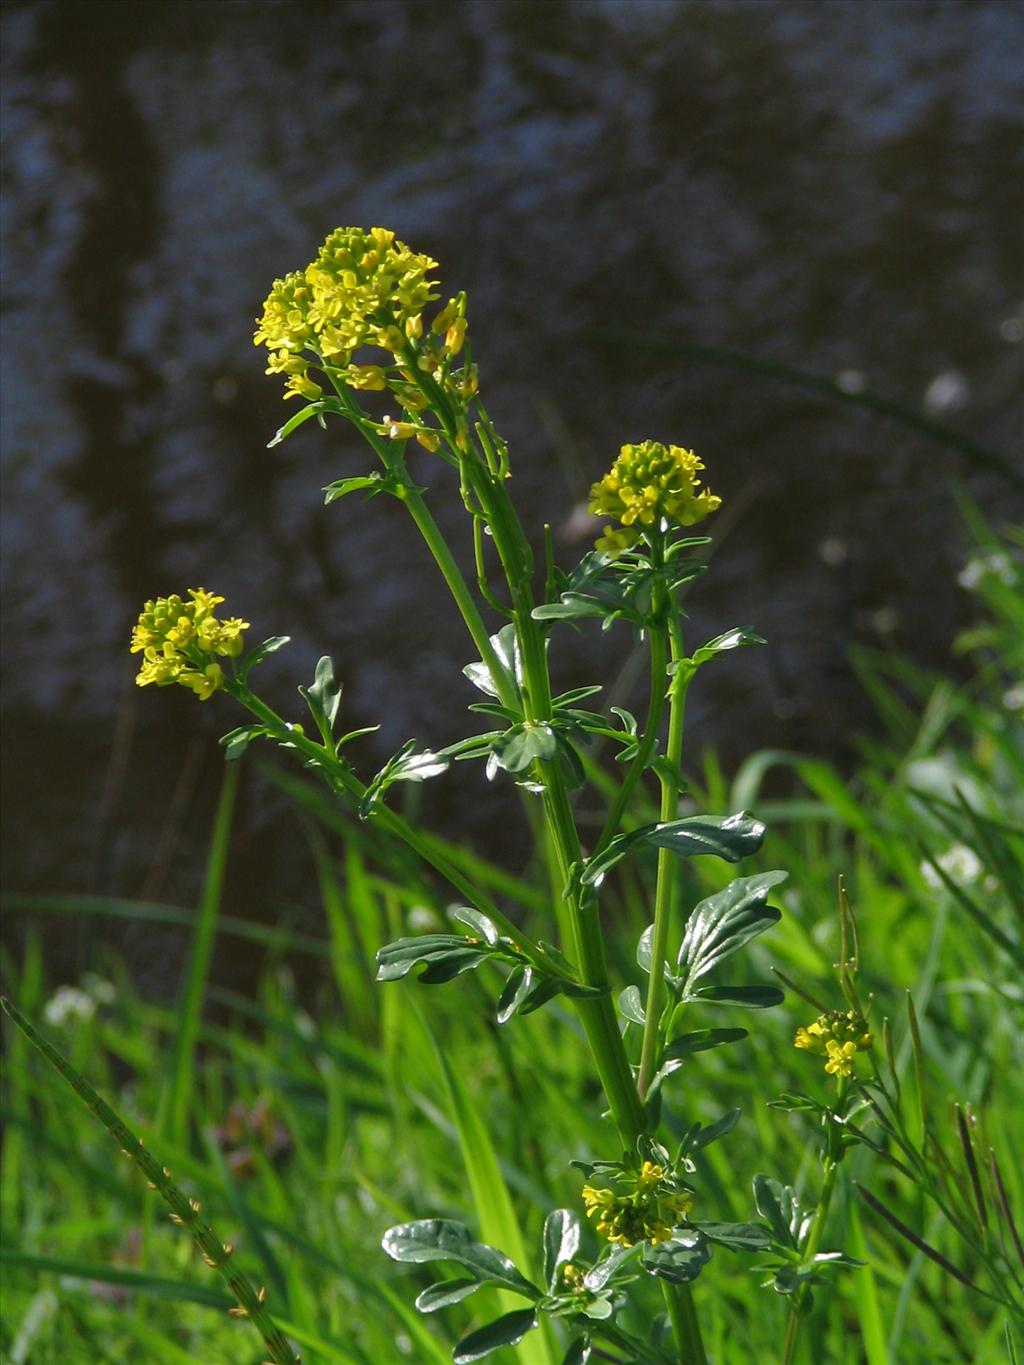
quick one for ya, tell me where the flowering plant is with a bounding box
[22,229,1022,1365]
[123,226,846,1363]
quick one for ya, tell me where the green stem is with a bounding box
[592,625,668,857]
[462,458,707,1365]
[398,481,518,711]
[325,380,517,712]
[637,619,691,1099]
[463,460,647,1142]
[783,1083,847,1365]
[661,1277,707,1365]
[782,1157,838,1365]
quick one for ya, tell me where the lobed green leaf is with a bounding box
[381,1220,539,1299]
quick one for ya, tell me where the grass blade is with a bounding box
[0,996,300,1365]
[430,1021,557,1365]
[160,761,239,1146]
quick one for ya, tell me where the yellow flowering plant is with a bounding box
[115,226,898,1365]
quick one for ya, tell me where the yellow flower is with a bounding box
[581,1168,693,1247]
[794,1009,873,1079]
[255,234,478,424]
[255,227,441,401]
[637,1160,664,1195]
[131,589,249,701]
[589,441,721,554]
[561,1263,586,1293]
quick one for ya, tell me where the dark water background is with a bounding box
[2,0,1022,994]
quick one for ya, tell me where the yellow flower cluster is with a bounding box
[254,226,445,401]
[130,589,249,701]
[588,441,721,555]
[795,1009,874,1078]
[582,1161,693,1247]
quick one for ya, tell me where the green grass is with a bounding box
[2,515,1022,1363]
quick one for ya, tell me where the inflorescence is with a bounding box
[130,589,249,700]
[254,227,473,441]
[581,1160,693,1247]
[794,1009,873,1079]
[589,440,721,555]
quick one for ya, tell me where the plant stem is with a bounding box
[467,468,706,1365]
[661,1277,707,1365]
[592,624,668,857]
[637,616,691,1099]
[783,1081,847,1365]
[325,379,517,712]
[782,1157,838,1365]
[464,460,648,1142]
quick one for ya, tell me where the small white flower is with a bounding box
[958,550,1017,591]
[407,905,440,932]
[921,843,982,892]
[43,985,96,1028]
[82,973,116,1005]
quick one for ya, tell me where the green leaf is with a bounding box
[490,722,558,774]
[753,1175,800,1250]
[323,473,388,504]
[360,740,451,815]
[496,965,531,1023]
[237,634,290,681]
[813,1251,866,1268]
[415,1278,484,1313]
[685,627,766,669]
[692,1221,771,1252]
[552,685,604,708]
[543,1210,581,1291]
[453,1309,539,1363]
[581,813,766,886]
[618,985,647,1026]
[298,655,342,744]
[677,871,786,985]
[532,593,619,622]
[689,1108,741,1150]
[381,1221,538,1298]
[375,935,495,984]
[693,985,784,1008]
[637,924,654,973]
[663,1028,747,1058]
[767,1091,830,1117]
[450,906,501,945]
[463,625,521,699]
[562,1340,591,1365]
[267,399,331,447]
[641,1232,711,1283]
[554,733,587,790]
[218,724,267,762]
[580,1297,613,1320]
[520,973,603,1015]
[582,1244,638,1292]
[772,1264,819,1295]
